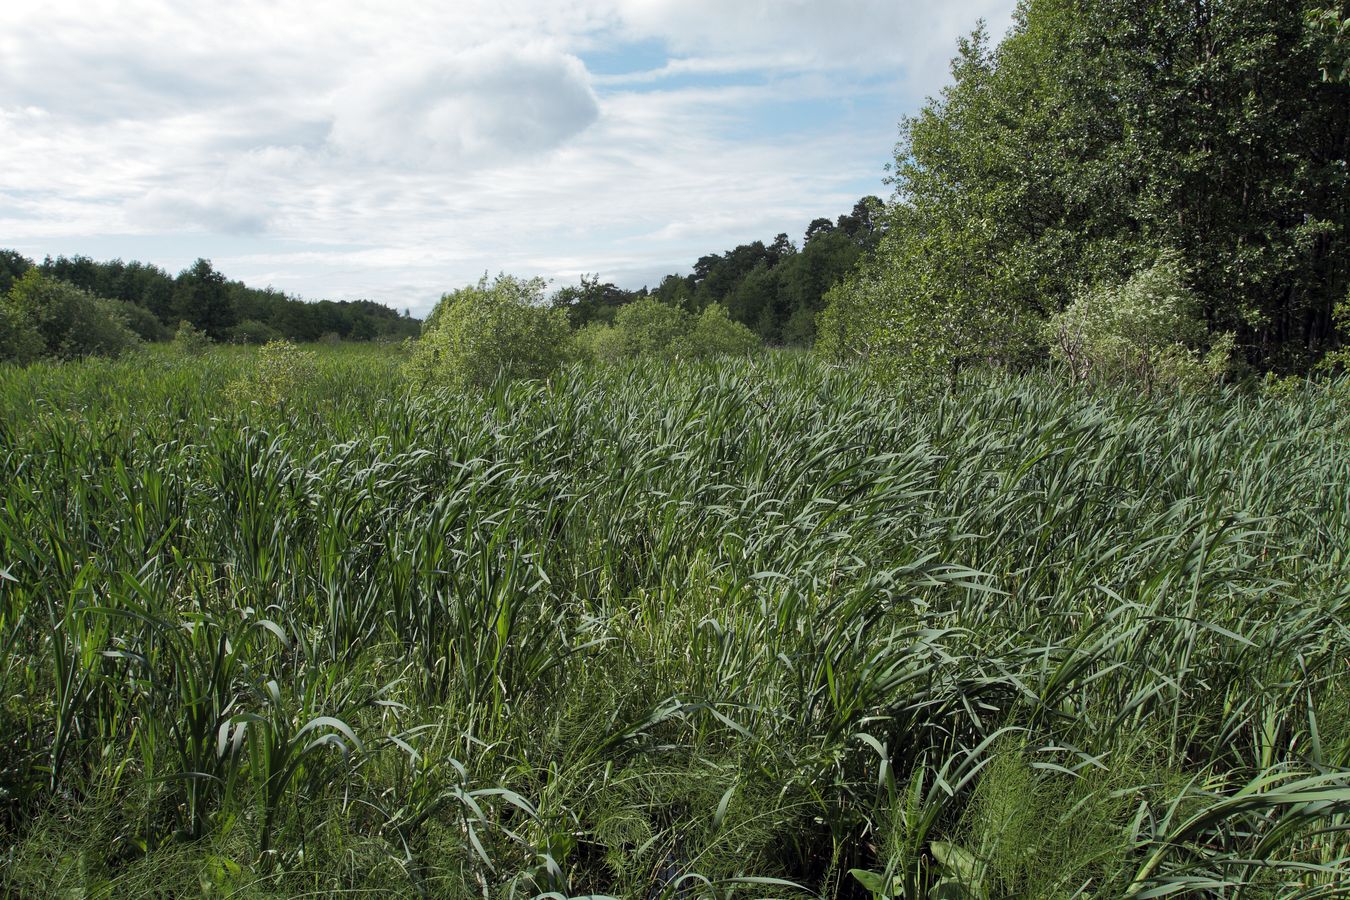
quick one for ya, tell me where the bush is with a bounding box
[225,319,282,345]
[405,274,571,389]
[572,300,762,364]
[815,267,891,364]
[610,297,691,359]
[0,302,43,365]
[1043,256,1233,393]
[106,300,169,342]
[171,320,212,355]
[571,321,627,364]
[815,226,1038,390]
[4,270,139,360]
[687,303,759,358]
[226,339,318,408]
[572,299,684,363]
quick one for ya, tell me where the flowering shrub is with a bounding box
[1044,257,1233,393]
[227,339,318,408]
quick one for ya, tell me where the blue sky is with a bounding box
[0,0,1016,316]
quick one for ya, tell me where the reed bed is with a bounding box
[0,346,1346,897]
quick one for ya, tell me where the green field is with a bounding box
[1,345,1348,897]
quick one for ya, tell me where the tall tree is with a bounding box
[172,258,237,339]
[824,0,1350,375]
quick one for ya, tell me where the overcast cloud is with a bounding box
[0,0,1016,314]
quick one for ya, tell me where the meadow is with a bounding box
[0,344,1347,897]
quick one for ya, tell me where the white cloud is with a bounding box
[0,0,1017,314]
[329,43,600,167]
[129,189,271,235]
[611,0,1016,83]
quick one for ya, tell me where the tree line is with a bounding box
[2,192,882,366]
[0,250,421,354]
[552,196,884,346]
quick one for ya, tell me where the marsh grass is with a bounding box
[0,346,1347,897]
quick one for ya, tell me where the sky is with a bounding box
[0,0,1016,316]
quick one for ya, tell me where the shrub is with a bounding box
[106,300,169,342]
[405,274,570,389]
[609,297,691,359]
[1317,290,1350,374]
[571,321,626,364]
[171,320,212,355]
[225,319,282,345]
[815,267,892,364]
[226,339,318,408]
[1043,256,1233,393]
[4,270,139,360]
[573,300,762,364]
[0,302,43,365]
[687,303,759,358]
[815,227,1038,390]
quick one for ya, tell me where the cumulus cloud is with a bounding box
[0,0,1017,313]
[329,44,600,167]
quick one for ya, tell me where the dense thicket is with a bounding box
[1,349,1346,895]
[554,196,883,345]
[2,270,140,361]
[823,0,1350,378]
[2,251,420,349]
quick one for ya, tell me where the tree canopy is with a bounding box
[821,0,1350,379]
[554,196,884,347]
[0,250,420,355]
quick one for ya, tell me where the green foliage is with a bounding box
[816,226,1039,391]
[224,318,283,345]
[1308,6,1350,82]
[570,320,627,363]
[688,302,760,357]
[551,273,632,327]
[943,738,1180,898]
[815,267,889,364]
[570,296,689,362]
[572,300,760,363]
[406,274,571,389]
[172,258,237,339]
[12,249,419,343]
[826,1,1350,378]
[4,269,139,360]
[226,339,318,408]
[105,298,169,342]
[172,319,213,355]
[0,301,43,365]
[610,295,691,358]
[0,249,31,296]
[552,197,881,345]
[1043,256,1234,392]
[1317,289,1350,373]
[0,348,1346,895]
